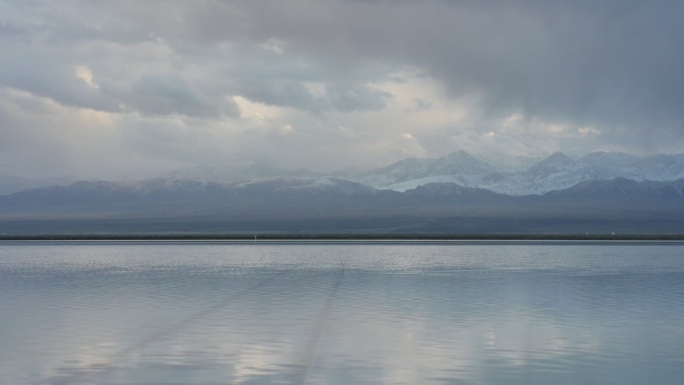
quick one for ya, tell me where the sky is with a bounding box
[1,0,683,179]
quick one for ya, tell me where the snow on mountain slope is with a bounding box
[492,152,616,195]
[359,151,608,195]
[479,154,542,171]
[383,174,489,192]
[626,154,684,181]
[358,151,684,195]
[7,152,684,202]
[358,150,494,188]
[524,152,578,179]
[230,177,377,195]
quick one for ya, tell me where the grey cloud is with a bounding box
[413,99,432,112]
[0,42,120,112]
[118,117,227,167]
[234,80,391,113]
[0,89,108,178]
[0,37,238,118]
[0,20,27,38]
[112,0,682,145]
[101,75,240,118]
[7,1,684,127]
[2,0,684,179]
[1,0,152,45]
[234,79,323,112]
[221,44,395,113]
[325,83,392,112]
[0,45,239,119]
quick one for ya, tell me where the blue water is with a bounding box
[1,241,683,384]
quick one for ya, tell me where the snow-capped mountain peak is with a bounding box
[526,152,577,177]
[356,150,684,196]
[431,150,493,175]
[357,150,494,188]
[7,151,684,201]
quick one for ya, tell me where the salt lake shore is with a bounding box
[2,233,684,241]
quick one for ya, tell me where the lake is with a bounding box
[1,241,683,384]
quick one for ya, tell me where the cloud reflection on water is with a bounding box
[1,243,683,384]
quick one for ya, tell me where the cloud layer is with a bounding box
[1,0,682,179]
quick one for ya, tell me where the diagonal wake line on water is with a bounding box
[52,269,290,385]
[293,263,346,385]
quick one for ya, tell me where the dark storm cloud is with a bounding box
[5,0,684,125]
[108,0,681,145]
[1,0,684,179]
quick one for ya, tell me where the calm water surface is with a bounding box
[1,241,683,384]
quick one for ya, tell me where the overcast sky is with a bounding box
[1,0,683,179]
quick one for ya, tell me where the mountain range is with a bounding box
[357,150,684,195]
[1,151,684,234]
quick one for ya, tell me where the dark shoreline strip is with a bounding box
[3,233,684,241]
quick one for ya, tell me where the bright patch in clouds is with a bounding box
[260,38,287,54]
[74,66,97,88]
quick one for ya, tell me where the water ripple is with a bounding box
[1,242,683,384]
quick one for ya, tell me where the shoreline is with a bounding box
[2,233,684,242]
